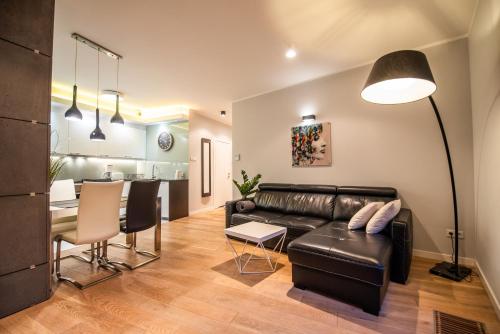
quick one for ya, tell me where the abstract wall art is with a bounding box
[291,122,332,167]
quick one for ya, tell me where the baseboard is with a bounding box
[189,207,217,215]
[475,261,500,320]
[412,248,476,267]
[414,248,500,320]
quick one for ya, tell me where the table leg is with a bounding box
[155,197,161,252]
[126,233,134,245]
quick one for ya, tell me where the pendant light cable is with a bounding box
[96,49,100,109]
[74,38,78,84]
[116,58,120,91]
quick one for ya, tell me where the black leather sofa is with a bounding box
[225,183,413,315]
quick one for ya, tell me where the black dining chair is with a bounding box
[108,179,161,269]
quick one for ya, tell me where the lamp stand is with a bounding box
[427,96,471,281]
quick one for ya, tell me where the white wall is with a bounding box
[189,111,232,214]
[232,38,475,259]
[469,0,500,316]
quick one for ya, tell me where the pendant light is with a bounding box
[90,49,106,141]
[110,58,125,125]
[64,38,83,120]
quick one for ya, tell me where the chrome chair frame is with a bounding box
[108,231,160,270]
[55,237,121,290]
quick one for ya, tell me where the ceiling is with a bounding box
[53,0,477,125]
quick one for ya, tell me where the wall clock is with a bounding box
[158,131,174,151]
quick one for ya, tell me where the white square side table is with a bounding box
[224,221,287,274]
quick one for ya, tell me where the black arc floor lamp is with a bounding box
[361,50,471,281]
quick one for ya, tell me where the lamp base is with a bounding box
[429,261,471,282]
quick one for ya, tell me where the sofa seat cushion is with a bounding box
[287,221,392,286]
[231,210,284,226]
[268,215,329,237]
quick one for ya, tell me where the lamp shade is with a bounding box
[90,108,106,141]
[64,85,83,120]
[361,50,436,104]
[110,95,124,125]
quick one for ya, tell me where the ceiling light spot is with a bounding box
[285,48,297,59]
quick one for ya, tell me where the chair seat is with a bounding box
[60,230,78,244]
[51,221,77,239]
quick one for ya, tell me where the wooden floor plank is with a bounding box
[0,208,499,333]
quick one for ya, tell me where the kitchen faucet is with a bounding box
[152,164,157,179]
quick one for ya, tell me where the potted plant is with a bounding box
[233,170,262,199]
[49,157,65,186]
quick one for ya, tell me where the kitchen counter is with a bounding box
[73,178,189,221]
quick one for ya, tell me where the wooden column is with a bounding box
[0,0,55,318]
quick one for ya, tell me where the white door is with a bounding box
[214,140,232,208]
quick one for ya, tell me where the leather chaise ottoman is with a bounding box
[287,221,392,315]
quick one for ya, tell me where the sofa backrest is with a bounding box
[333,186,397,221]
[254,183,337,219]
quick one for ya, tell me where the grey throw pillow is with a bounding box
[236,200,255,213]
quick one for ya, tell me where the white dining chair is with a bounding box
[55,180,124,289]
[50,179,76,203]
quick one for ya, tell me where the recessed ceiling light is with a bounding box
[285,48,297,59]
[220,110,226,117]
[101,89,124,101]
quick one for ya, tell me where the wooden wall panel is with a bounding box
[0,119,49,196]
[0,0,55,56]
[0,39,51,123]
[0,195,48,276]
[0,263,50,318]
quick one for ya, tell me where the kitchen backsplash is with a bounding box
[54,156,189,181]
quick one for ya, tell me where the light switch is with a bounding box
[234,154,240,161]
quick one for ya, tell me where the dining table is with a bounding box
[50,197,162,252]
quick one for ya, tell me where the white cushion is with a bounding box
[366,199,402,234]
[348,202,384,230]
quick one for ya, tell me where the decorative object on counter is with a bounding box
[361,50,471,282]
[110,57,124,125]
[49,157,66,186]
[64,37,83,121]
[232,170,261,199]
[291,122,332,167]
[235,200,255,213]
[90,49,106,141]
[201,138,211,197]
[158,131,174,151]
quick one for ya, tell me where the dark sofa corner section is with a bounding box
[224,183,413,316]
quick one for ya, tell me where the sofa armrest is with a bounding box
[390,208,413,284]
[225,199,244,228]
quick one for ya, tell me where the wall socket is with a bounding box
[446,229,464,239]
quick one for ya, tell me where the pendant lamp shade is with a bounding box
[64,85,83,120]
[90,50,105,141]
[110,58,125,125]
[361,50,436,104]
[110,94,125,125]
[65,39,82,120]
[90,108,106,141]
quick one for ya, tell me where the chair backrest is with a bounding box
[125,179,161,233]
[50,179,76,202]
[75,181,124,245]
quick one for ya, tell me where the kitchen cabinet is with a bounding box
[159,181,169,219]
[102,123,146,159]
[52,109,146,159]
[67,115,103,156]
[50,104,69,154]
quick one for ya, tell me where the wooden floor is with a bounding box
[1,208,499,334]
